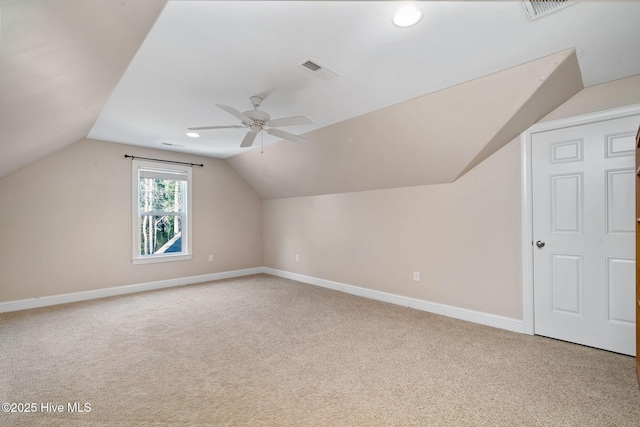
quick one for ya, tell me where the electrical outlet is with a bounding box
[413,271,420,281]
[296,254,300,262]
[208,255,214,262]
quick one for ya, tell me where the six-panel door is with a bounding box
[532,115,639,356]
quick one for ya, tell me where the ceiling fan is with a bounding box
[188,96,313,148]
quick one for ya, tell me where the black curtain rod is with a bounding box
[124,155,204,168]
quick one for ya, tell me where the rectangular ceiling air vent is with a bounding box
[301,60,321,72]
[298,58,340,81]
[522,0,577,21]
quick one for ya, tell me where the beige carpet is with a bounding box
[0,274,638,426]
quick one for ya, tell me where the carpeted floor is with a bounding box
[0,274,638,426]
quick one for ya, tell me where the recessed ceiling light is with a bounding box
[393,4,423,28]
[186,132,199,138]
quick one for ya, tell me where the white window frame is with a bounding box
[132,159,193,265]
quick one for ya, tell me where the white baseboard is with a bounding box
[1,267,525,334]
[263,268,525,334]
[0,267,263,313]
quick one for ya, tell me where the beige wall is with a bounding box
[264,140,523,319]
[2,75,638,311]
[262,74,640,320]
[0,139,262,302]
[542,74,640,122]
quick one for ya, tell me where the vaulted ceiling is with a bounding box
[227,49,582,199]
[0,0,166,178]
[2,1,640,198]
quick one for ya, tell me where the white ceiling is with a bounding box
[87,1,640,159]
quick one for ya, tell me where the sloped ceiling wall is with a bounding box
[0,0,166,179]
[226,49,583,200]
[456,51,582,179]
[0,1,583,200]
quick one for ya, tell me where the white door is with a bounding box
[532,115,639,356]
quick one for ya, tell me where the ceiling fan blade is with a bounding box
[187,125,245,130]
[267,128,308,144]
[240,131,258,148]
[266,115,314,127]
[216,104,252,124]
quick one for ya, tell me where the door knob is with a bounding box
[536,240,545,248]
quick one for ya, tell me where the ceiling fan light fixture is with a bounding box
[393,4,422,28]
[186,132,200,138]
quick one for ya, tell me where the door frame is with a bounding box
[520,103,640,335]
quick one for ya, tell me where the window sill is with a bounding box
[132,254,193,265]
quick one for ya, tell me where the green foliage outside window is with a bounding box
[138,175,186,256]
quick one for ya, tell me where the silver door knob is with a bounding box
[536,240,545,248]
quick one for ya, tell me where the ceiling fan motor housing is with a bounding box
[244,109,270,128]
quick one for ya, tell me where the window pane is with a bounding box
[139,215,183,255]
[139,177,185,213]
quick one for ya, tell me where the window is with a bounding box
[132,160,192,264]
